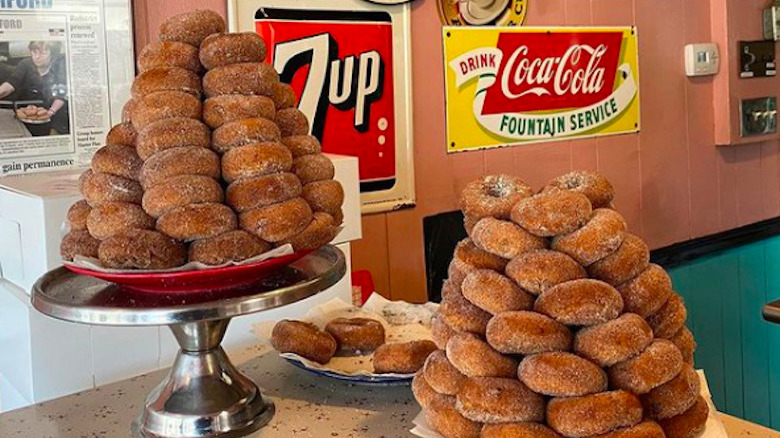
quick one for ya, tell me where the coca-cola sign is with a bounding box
[443,27,640,152]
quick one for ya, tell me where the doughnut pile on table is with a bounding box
[59,9,343,270]
[414,171,705,438]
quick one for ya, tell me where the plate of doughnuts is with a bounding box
[15,105,51,124]
[64,249,309,293]
[257,295,440,386]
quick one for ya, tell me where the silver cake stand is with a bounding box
[32,245,346,438]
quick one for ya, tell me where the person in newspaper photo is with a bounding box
[4,41,70,136]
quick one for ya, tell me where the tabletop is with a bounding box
[0,344,777,438]
[0,108,31,139]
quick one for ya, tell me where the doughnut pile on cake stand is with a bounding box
[415,172,705,438]
[33,245,346,438]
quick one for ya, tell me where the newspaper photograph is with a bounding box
[0,0,133,176]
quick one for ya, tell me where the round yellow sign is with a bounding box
[438,0,528,26]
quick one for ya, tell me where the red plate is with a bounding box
[64,251,311,293]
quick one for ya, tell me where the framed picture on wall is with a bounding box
[228,0,416,214]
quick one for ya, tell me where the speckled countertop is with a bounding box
[0,344,777,438]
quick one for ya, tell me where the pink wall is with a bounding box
[134,0,780,303]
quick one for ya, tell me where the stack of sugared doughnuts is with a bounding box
[59,9,343,270]
[413,171,705,438]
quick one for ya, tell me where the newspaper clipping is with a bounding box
[0,0,125,176]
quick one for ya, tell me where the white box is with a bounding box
[0,169,83,293]
[328,154,362,244]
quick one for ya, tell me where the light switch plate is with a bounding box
[740,97,778,137]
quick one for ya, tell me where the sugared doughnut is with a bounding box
[412,370,443,409]
[588,234,650,286]
[282,135,322,157]
[424,395,481,438]
[142,175,224,218]
[609,339,684,394]
[270,320,337,364]
[617,264,673,318]
[203,95,276,129]
[449,239,508,285]
[302,180,344,217]
[91,145,142,181]
[157,203,237,242]
[432,315,458,350]
[510,190,592,237]
[188,230,270,265]
[373,340,436,374]
[456,377,545,423]
[136,117,211,161]
[325,317,385,353]
[460,175,533,220]
[441,278,462,302]
[86,202,154,240]
[518,352,607,397]
[423,350,466,395]
[658,396,709,438]
[131,67,201,98]
[471,217,546,259]
[446,332,517,378]
[486,311,572,355]
[199,32,267,70]
[505,249,586,296]
[221,142,293,183]
[592,421,666,438]
[212,117,281,154]
[131,91,201,130]
[292,154,335,184]
[552,208,627,266]
[544,170,615,209]
[534,279,624,326]
[272,83,297,110]
[203,62,279,98]
[67,200,91,230]
[642,364,700,420]
[647,293,687,339]
[158,9,225,47]
[670,327,696,364]
[574,313,654,367]
[106,122,136,147]
[461,269,533,315]
[226,172,301,213]
[279,212,338,251]
[137,41,201,73]
[60,230,100,261]
[439,287,491,335]
[122,98,137,123]
[98,230,186,269]
[463,214,479,237]
[80,170,143,206]
[139,146,220,190]
[275,108,309,137]
[482,423,562,438]
[239,197,313,242]
[547,390,643,437]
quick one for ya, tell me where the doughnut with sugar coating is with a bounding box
[131,91,201,130]
[486,311,572,355]
[439,286,491,335]
[609,339,684,394]
[461,269,533,315]
[91,145,142,181]
[142,175,224,218]
[302,180,344,217]
[272,82,297,109]
[188,230,270,265]
[239,197,313,243]
[131,67,201,99]
[275,108,309,137]
[373,340,436,374]
[552,208,627,266]
[592,421,666,438]
[279,212,339,251]
[432,315,458,350]
[471,217,546,259]
[226,172,302,213]
[647,293,687,339]
[574,313,654,367]
[137,41,201,73]
[98,230,186,269]
[641,364,700,420]
[460,174,533,220]
[617,264,673,318]
[221,142,293,183]
[106,122,136,147]
[157,203,237,242]
[534,279,624,326]
[60,230,100,261]
[203,95,276,129]
[544,170,615,209]
[449,239,508,285]
[80,170,143,206]
[463,214,479,237]
[446,332,517,378]
[658,396,709,438]
[203,62,279,98]
[122,98,137,123]
[139,146,220,190]
[588,233,650,286]
[199,32,267,70]
[547,390,643,437]
[518,352,607,397]
[325,317,385,353]
[136,117,211,161]
[424,395,482,438]
[292,153,335,184]
[86,202,154,240]
[505,249,586,296]
[67,200,91,230]
[510,190,592,237]
[158,9,225,47]
[282,135,322,158]
[212,117,281,154]
[270,320,336,364]
[482,423,563,438]
[412,370,443,409]
[670,326,696,365]
[456,377,545,423]
[423,350,466,395]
